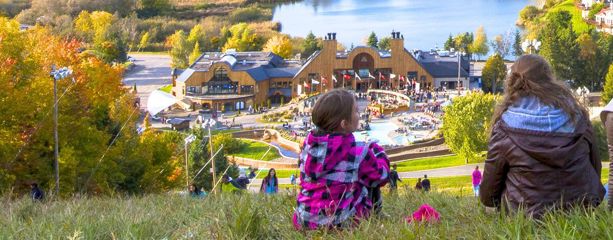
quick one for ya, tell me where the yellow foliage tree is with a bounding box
[263,35,293,59]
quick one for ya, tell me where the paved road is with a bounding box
[249,162,612,186]
[122,54,172,111]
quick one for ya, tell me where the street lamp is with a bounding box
[456,51,465,95]
[521,39,541,54]
[184,134,196,190]
[50,66,73,196]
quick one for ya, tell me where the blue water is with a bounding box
[269,141,300,158]
[273,0,534,55]
[354,121,413,146]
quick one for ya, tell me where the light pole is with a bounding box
[202,119,217,194]
[457,51,465,95]
[50,66,72,196]
[521,39,541,55]
[184,134,196,190]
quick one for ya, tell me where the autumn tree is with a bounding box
[169,30,190,69]
[378,37,392,51]
[263,35,293,59]
[490,33,512,59]
[470,26,489,60]
[189,42,202,64]
[223,23,262,52]
[138,31,150,52]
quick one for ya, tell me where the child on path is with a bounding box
[293,89,390,230]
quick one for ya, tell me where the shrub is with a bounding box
[228,6,272,23]
[213,133,244,154]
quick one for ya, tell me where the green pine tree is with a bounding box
[366,32,378,48]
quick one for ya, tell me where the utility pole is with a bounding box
[208,123,216,194]
[52,68,59,196]
[50,66,72,197]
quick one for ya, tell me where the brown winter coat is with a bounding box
[480,120,605,217]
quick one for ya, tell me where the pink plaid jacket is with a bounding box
[293,132,390,229]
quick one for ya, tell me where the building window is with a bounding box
[187,86,198,94]
[203,67,238,95]
[241,85,254,94]
[358,69,370,78]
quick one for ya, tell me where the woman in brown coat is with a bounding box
[480,55,605,218]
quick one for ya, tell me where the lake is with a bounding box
[273,0,535,53]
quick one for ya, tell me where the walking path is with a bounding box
[249,162,611,186]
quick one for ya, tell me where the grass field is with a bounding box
[542,0,592,33]
[233,140,281,161]
[394,155,477,172]
[3,191,613,239]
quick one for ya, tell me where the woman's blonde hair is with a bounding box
[492,54,587,125]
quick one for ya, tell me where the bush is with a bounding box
[592,119,609,161]
[213,133,244,154]
[228,6,272,23]
[588,3,605,20]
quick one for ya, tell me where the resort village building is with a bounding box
[172,32,469,112]
[595,8,613,34]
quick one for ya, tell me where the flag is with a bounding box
[390,73,397,79]
[368,72,375,79]
[303,81,310,88]
[399,75,405,82]
[343,74,351,81]
[312,78,320,85]
[332,75,338,83]
[355,72,362,81]
[379,72,386,81]
[321,76,328,85]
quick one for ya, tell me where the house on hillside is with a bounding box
[595,8,613,34]
[582,0,610,9]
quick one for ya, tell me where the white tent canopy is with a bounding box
[147,90,179,116]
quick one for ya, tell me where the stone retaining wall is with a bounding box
[227,156,298,169]
[385,138,445,155]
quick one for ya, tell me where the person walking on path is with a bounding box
[421,175,431,192]
[600,98,613,210]
[415,178,423,191]
[30,183,44,201]
[293,89,390,230]
[472,166,482,197]
[480,55,604,218]
[388,164,402,191]
[260,168,278,194]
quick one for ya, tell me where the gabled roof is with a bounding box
[421,61,469,78]
[176,68,195,83]
[181,51,302,83]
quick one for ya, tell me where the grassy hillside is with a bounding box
[2,191,613,239]
[541,0,592,33]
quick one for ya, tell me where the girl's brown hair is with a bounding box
[492,54,587,125]
[311,89,356,134]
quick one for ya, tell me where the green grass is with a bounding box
[542,0,592,33]
[4,191,613,238]
[159,84,172,94]
[233,140,281,161]
[394,155,474,172]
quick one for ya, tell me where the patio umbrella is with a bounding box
[147,90,179,116]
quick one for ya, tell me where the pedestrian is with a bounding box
[421,175,431,192]
[260,168,278,194]
[232,117,235,125]
[235,169,250,189]
[480,55,604,218]
[30,183,44,201]
[290,173,297,186]
[189,183,207,199]
[472,166,482,197]
[415,178,422,191]
[293,89,390,230]
[388,164,402,192]
[248,167,256,179]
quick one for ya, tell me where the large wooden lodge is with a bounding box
[172,32,469,112]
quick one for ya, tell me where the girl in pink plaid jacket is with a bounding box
[293,89,390,230]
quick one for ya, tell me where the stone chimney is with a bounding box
[323,32,337,52]
[390,31,405,54]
